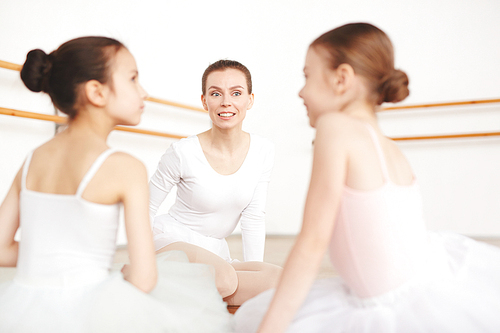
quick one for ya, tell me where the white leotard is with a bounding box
[0,149,232,332]
[149,133,274,262]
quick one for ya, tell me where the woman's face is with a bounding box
[202,69,254,131]
[106,48,148,126]
[299,46,339,127]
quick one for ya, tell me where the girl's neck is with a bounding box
[63,107,115,143]
[338,74,379,126]
[342,99,379,125]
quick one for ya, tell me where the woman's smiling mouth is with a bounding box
[218,112,235,117]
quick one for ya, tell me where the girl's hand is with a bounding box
[121,264,131,279]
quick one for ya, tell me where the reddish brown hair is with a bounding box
[202,60,252,95]
[311,23,409,105]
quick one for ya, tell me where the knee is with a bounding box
[265,264,283,288]
[215,264,238,298]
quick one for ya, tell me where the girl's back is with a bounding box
[26,136,127,205]
[17,145,120,287]
[328,116,428,297]
[340,116,414,191]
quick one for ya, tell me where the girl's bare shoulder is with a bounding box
[104,152,147,177]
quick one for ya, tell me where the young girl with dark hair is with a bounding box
[0,36,231,332]
[234,23,500,333]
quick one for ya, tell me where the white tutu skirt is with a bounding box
[0,251,233,333]
[234,232,500,333]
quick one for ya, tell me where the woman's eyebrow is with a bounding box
[208,85,245,91]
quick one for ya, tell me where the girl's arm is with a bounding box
[257,114,349,333]
[0,168,22,267]
[119,154,158,293]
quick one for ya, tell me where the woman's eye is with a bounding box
[233,91,241,96]
[211,92,220,97]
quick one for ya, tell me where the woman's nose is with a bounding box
[221,95,231,106]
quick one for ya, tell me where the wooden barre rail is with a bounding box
[0,60,21,71]
[0,107,186,140]
[2,59,500,141]
[392,131,500,141]
[146,96,206,113]
[380,98,500,111]
[2,106,499,142]
[2,59,500,112]
[0,60,207,113]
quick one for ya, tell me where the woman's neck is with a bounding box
[202,126,249,154]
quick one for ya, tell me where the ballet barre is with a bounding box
[3,106,499,142]
[392,131,500,141]
[0,60,207,113]
[2,59,500,141]
[2,59,500,114]
[0,107,186,140]
[380,98,500,112]
[379,98,500,141]
[0,60,21,71]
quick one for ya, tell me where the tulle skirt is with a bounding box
[234,232,500,332]
[0,251,233,333]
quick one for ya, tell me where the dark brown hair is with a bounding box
[201,60,252,95]
[311,23,409,105]
[21,36,124,119]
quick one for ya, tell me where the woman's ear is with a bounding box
[84,80,108,107]
[201,94,208,111]
[247,93,255,110]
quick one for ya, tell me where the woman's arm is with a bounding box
[239,181,268,262]
[240,143,274,262]
[148,144,182,225]
[0,168,22,267]
[118,154,158,293]
[148,183,169,227]
[257,114,349,332]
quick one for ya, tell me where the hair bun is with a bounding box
[20,49,51,93]
[378,69,409,104]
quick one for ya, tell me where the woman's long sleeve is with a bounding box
[239,145,275,262]
[148,145,182,227]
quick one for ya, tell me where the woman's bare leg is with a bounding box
[157,242,238,298]
[224,261,282,306]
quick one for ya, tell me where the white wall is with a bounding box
[1,0,499,243]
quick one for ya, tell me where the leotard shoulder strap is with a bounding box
[21,151,35,190]
[76,149,117,197]
[362,123,390,182]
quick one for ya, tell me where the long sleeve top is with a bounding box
[149,134,274,262]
